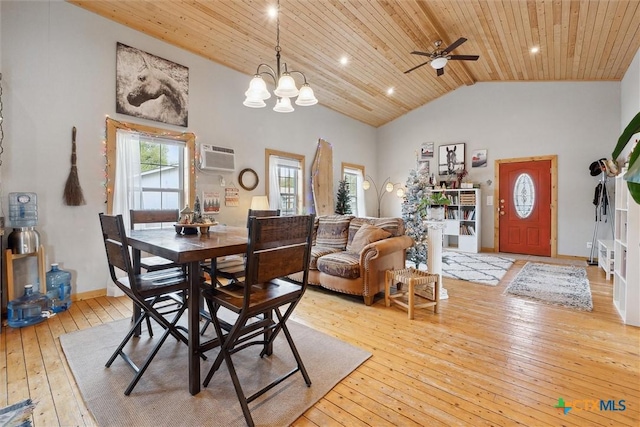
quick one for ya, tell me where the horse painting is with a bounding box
[438,143,465,175]
[446,146,457,175]
[116,43,189,127]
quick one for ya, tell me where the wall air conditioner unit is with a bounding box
[199,145,235,172]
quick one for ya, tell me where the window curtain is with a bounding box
[113,129,142,231]
[344,167,366,217]
[108,129,142,297]
[268,155,281,210]
[355,169,366,217]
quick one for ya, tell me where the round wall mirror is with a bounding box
[238,168,259,191]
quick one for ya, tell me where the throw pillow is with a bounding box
[349,224,391,253]
[315,215,353,249]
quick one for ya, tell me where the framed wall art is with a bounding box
[116,42,189,127]
[438,143,465,175]
[420,142,434,160]
[419,160,430,174]
[472,149,488,167]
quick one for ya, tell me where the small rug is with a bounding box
[60,317,370,427]
[504,262,593,311]
[0,399,35,427]
[442,251,515,286]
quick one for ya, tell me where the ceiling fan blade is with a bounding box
[410,51,434,58]
[443,37,467,53]
[404,60,431,74]
[449,55,480,61]
[437,67,444,77]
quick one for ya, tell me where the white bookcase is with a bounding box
[441,188,481,253]
[613,171,640,326]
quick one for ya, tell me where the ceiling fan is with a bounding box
[405,37,479,76]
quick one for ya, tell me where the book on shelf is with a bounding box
[462,209,476,220]
[459,224,476,235]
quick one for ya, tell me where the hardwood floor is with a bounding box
[1,260,638,426]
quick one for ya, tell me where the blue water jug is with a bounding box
[7,284,49,328]
[46,263,72,313]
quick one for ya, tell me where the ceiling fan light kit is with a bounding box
[243,0,317,112]
[430,57,448,69]
[405,37,479,76]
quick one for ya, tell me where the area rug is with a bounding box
[442,251,515,286]
[60,317,371,427]
[504,262,593,311]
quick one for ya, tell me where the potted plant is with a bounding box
[612,111,640,204]
[418,191,451,221]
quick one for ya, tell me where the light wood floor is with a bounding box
[1,260,639,426]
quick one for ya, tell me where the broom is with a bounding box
[63,126,86,206]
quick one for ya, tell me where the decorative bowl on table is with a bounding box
[174,222,218,235]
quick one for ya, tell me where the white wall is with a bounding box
[0,1,376,294]
[621,47,640,135]
[378,81,621,257]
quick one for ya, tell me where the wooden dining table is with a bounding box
[128,225,248,395]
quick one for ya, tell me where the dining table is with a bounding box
[128,224,248,395]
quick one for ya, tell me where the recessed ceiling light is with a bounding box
[340,56,349,65]
[530,46,539,53]
[387,87,394,95]
[267,6,277,18]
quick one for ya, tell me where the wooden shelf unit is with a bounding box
[613,171,639,326]
[440,188,481,253]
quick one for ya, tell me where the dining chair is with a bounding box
[99,213,190,395]
[202,209,280,286]
[201,214,314,427]
[130,209,180,272]
[199,209,279,335]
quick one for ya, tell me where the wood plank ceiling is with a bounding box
[69,0,640,128]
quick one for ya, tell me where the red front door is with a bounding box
[498,160,552,256]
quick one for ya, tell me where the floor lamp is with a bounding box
[363,175,404,217]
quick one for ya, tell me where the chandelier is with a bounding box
[243,0,318,112]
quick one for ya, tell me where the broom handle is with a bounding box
[71,126,77,166]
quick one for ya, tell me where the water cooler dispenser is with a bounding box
[5,192,48,326]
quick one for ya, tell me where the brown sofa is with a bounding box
[290,215,413,305]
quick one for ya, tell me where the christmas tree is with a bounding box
[193,196,203,223]
[401,168,432,266]
[335,179,352,214]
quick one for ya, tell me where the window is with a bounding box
[342,162,365,216]
[513,172,535,218]
[265,149,305,215]
[105,118,195,226]
[139,136,184,209]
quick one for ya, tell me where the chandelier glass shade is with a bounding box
[243,0,318,112]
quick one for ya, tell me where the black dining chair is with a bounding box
[199,209,280,336]
[130,209,181,272]
[99,213,191,395]
[201,214,314,427]
[201,209,280,286]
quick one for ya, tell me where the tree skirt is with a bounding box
[441,251,515,286]
[504,262,593,311]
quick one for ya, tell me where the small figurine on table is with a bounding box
[179,205,193,224]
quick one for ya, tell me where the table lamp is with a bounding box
[250,195,270,210]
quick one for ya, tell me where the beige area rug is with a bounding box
[60,317,370,427]
[504,262,593,311]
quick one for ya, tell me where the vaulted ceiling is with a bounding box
[69,0,640,128]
